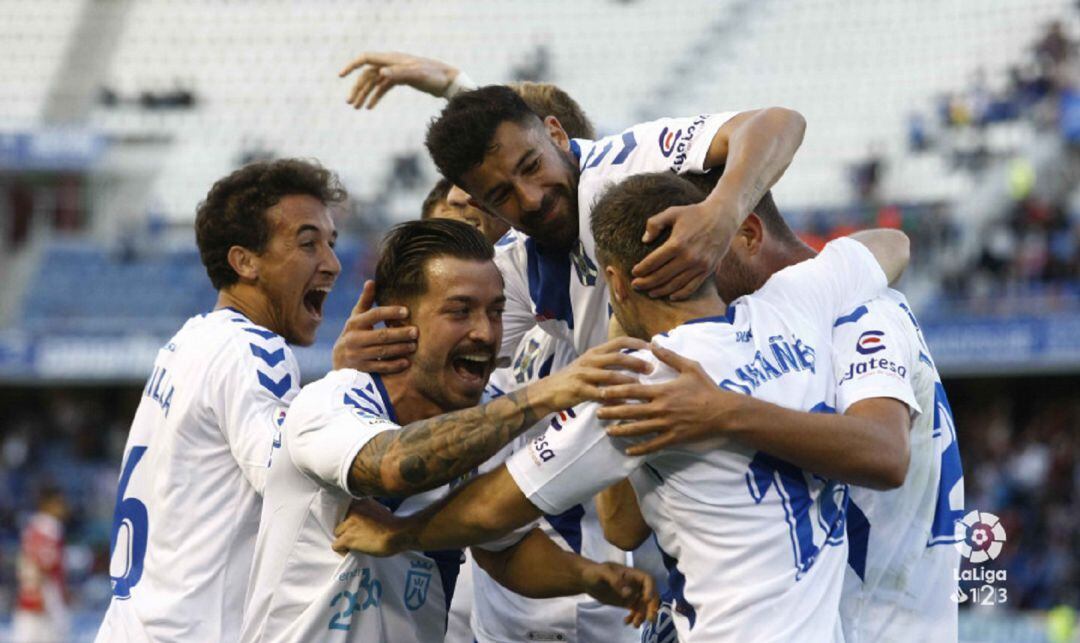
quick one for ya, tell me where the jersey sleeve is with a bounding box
[504,351,668,515]
[207,329,300,495]
[495,238,538,362]
[832,301,922,417]
[579,112,738,179]
[754,237,888,334]
[286,375,400,497]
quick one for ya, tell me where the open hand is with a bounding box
[332,498,410,557]
[598,342,746,456]
[630,198,740,300]
[332,280,417,373]
[581,561,660,628]
[536,337,651,411]
[339,51,461,109]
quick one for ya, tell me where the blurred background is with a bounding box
[1,0,1078,640]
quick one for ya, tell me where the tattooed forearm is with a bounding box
[348,387,547,498]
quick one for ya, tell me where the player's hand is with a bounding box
[597,342,746,456]
[534,337,652,411]
[332,499,410,557]
[332,280,417,374]
[631,196,741,300]
[580,561,659,627]
[339,51,461,110]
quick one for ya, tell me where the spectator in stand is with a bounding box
[13,486,69,643]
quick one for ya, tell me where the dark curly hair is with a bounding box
[195,158,346,290]
[425,85,543,187]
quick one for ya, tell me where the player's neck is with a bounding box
[634,292,730,340]
[215,287,281,335]
[378,375,445,426]
[770,240,816,270]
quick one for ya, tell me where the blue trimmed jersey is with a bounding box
[96,308,299,642]
[241,369,463,643]
[833,291,964,642]
[506,238,888,642]
[456,328,640,643]
[495,112,738,360]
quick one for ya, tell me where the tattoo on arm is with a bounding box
[349,388,544,497]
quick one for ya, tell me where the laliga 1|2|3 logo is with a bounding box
[951,510,1008,606]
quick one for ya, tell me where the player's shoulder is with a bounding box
[179,308,294,366]
[289,369,392,427]
[832,290,918,336]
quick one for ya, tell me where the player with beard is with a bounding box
[330,173,912,642]
[96,159,344,642]
[241,219,658,643]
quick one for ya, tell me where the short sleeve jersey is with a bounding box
[505,238,888,642]
[832,291,965,642]
[495,113,738,359]
[96,309,300,643]
[241,369,462,643]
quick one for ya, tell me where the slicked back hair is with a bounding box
[591,172,710,300]
[508,82,596,140]
[426,85,543,187]
[374,218,494,306]
[195,158,346,290]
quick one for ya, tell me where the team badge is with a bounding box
[513,337,544,384]
[571,241,598,286]
[658,126,683,158]
[403,566,432,611]
[855,330,886,355]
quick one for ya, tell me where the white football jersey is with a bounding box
[832,291,965,643]
[96,308,299,642]
[496,113,737,360]
[465,328,640,643]
[506,238,888,642]
[242,369,464,643]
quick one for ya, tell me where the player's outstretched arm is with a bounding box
[594,479,652,551]
[632,107,806,300]
[335,464,540,554]
[346,337,650,498]
[598,344,911,490]
[849,229,910,284]
[338,51,474,110]
[472,528,659,627]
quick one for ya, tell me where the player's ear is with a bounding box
[604,265,631,302]
[544,115,570,151]
[227,245,260,282]
[738,213,766,257]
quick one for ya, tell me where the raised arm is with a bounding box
[338,51,474,110]
[850,228,910,285]
[632,107,806,299]
[348,337,649,497]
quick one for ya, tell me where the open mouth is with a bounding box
[303,287,330,320]
[451,352,493,383]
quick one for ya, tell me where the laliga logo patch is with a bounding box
[856,330,886,355]
[955,510,1006,563]
[658,126,683,158]
[274,408,287,427]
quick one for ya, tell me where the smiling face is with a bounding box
[460,119,580,252]
[252,194,340,346]
[406,256,505,411]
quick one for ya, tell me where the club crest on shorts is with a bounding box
[403,562,432,611]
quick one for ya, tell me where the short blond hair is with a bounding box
[508,82,596,139]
